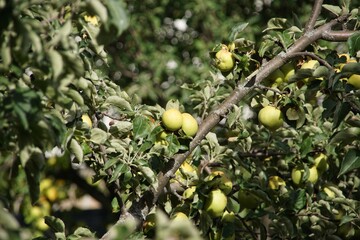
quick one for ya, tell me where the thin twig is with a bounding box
[285,51,333,70]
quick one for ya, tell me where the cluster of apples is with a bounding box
[335,54,360,89]
[291,153,329,186]
[161,108,199,137]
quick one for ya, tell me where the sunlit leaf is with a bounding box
[133,115,151,140]
[90,128,108,144]
[322,4,342,16]
[48,49,63,80]
[264,18,288,31]
[105,96,132,111]
[69,139,83,163]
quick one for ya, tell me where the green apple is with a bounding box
[183,186,196,199]
[301,60,320,83]
[314,153,328,174]
[171,212,189,222]
[81,114,92,128]
[221,210,235,223]
[206,170,233,195]
[181,113,198,137]
[280,62,295,82]
[162,108,183,131]
[205,189,227,217]
[267,69,285,85]
[237,189,260,209]
[291,166,305,185]
[348,74,360,89]
[214,48,235,72]
[307,165,319,184]
[268,175,286,190]
[301,59,320,70]
[258,106,284,131]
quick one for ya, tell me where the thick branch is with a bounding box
[322,30,357,41]
[304,0,324,31]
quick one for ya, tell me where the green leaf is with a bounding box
[65,88,84,106]
[47,49,63,80]
[69,139,83,163]
[25,148,45,204]
[333,102,351,129]
[300,136,312,158]
[330,127,360,146]
[109,121,133,135]
[228,22,248,41]
[90,128,108,144]
[264,18,288,31]
[87,0,108,23]
[290,189,306,211]
[0,203,20,229]
[166,134,181,156]
[44,216,65,234]
[97,0,129,45]
[322,4,342,16]
[286,108,299,121]
[105,96,133,111]
[132,115,151,140]
[104,158,120,170]
[109,162,129,183]
[347,32,360,57]
[68,227,95,239]
[338,149,360,177]
[138,166,155,184]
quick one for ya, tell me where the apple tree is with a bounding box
[1,0,360,240]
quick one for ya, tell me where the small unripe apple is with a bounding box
[323,185,336,198]
[291,166,305,185]
[221,210,235,223]
[81,114,92,128]
[183,186,196,199]
[204,189,227,217]
[237,189,260,209]
[347,74,360,89]
[267,69,285,85]
[207,170,233,195]
[258,106,284,131]
[162,108,183,131]
[268,176,286,190]
[301,60,320,70]
[214,48,235,72]
[280,62,295,82]
[181,113,198,137]
[308,165,319,184]
[301,60,320,83]
[314,153,328,174]
[171,212,189,222]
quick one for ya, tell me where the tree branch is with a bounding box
[285,51,333,70]
[322,30,357,41]
[304,0,324,31]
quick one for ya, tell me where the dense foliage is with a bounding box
[0,0,360,240]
